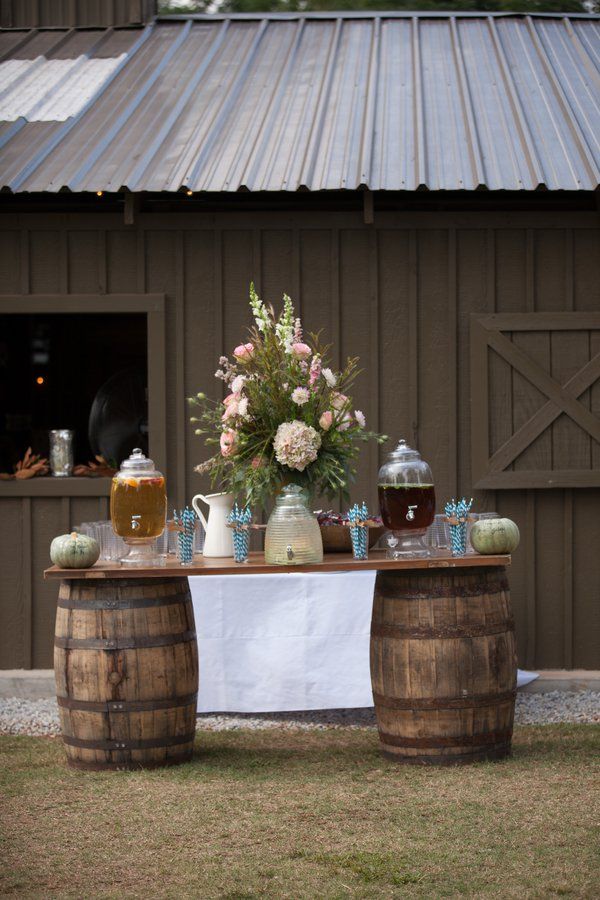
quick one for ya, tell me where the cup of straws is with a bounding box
[347,502,370,560]
[172,507,197,566]
[444,498,474,557]
[227,503,252,563]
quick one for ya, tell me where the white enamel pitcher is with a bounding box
[192,491,234,558]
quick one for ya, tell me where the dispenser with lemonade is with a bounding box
[110,448,166,566]
[378,439,435,558]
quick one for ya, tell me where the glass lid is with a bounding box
[378,438,433,486]
[119,448,156,473]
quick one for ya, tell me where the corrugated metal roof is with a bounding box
[0,12,598,193]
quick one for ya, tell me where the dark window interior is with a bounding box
[0,313,147,474]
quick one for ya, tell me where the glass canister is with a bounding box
[264,485,323,566]
[49,429,74,477]
[378,439,436,558]
[110,448,167,566]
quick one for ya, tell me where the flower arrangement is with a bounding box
[189,285,386,507]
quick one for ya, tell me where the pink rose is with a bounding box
[222,392,240,420]
[220,429,237,457]
[331,392,350,411]
[233,342,254,362]
[291,342,311,360]
[319,410,333,431]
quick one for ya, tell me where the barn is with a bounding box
[0,3,598,672]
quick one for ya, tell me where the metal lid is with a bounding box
[119,448,155,472]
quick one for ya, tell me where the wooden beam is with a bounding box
[363,190,374,225]
[124,192,139,226]
[475,469,600,489]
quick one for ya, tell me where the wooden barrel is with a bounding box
[370,566,517,765]
[54,577,198,771]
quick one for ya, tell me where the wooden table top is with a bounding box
[45,551,510,580]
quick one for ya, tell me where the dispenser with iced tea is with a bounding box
[378,439,435,558]
[110,448,166,566]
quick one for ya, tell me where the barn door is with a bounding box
[470,313,600,489]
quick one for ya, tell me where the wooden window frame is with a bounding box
[0,293,167,496]
[471,312,600,489]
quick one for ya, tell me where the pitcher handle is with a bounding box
[191,494,209,531]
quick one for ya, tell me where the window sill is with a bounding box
[0,477,112,497]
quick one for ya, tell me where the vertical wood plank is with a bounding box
[98,230,107,294]
[447,227,458,497]
[563,489,573,668]
[369,228,380,476]
[174,230,186,506]
[330,228,341,370]
[21,498,32,668]
[525,489,536,668]
[408,229,418,446]
[20,229,30,294]
[61,496,71,533]
[59,227,68,294]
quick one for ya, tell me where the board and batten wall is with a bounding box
[0,209,598,670]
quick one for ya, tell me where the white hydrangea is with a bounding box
[273,420,321,472]
[354,410,366,428]
[238,396,249,418]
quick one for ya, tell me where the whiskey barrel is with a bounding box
[370,566,517,765]
[54,577,198,771]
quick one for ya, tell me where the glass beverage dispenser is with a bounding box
[378,439,436,558]
[110,448,167,566]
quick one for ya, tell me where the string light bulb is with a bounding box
[36,376,44,385]
[186,189,193,196]
[96,190,103,197]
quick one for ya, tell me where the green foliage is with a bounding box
[159,1,595,14]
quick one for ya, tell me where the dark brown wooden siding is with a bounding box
[0,210,598,670]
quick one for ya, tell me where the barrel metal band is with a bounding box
[381,743,512,765]
[371,620,514,639]
[372,689,516,710]
[54,630,196,651]
[62,732,195,751]
[57,593,191,611]
[374,578,509,600]
[378,729,513,749]
[57,693,198,713]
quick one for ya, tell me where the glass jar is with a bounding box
[49,429,74,477]
[110,448,166,566]
[378,439,435,557]
[264,485,323,566]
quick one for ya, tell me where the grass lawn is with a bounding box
[1,725,598,899]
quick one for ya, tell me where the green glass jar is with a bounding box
[264,485,323,566]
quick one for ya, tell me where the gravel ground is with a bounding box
[0,692,598,736]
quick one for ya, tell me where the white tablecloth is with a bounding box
[190,572,536,713]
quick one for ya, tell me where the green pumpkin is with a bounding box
[50,532,100,569]
[470,518,520,555]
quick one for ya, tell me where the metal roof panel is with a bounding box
[0,13,597,193]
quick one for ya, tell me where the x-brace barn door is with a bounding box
[471,313,600,489]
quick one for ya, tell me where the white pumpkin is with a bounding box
[50,532,100,568]
[470,518,520,555]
